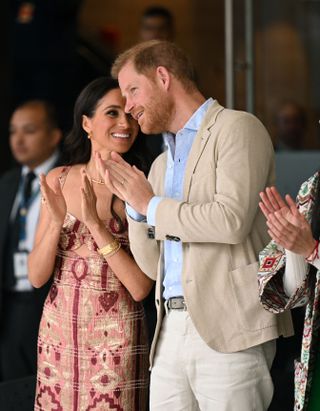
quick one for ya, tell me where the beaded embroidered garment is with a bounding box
[258,172,320,411]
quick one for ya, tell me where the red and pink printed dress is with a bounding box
[34,168,149,411]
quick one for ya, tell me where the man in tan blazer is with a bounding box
[101,40,293,411]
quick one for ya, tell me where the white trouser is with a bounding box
[150,310,275,411]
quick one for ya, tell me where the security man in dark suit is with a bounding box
[0,100,62,381]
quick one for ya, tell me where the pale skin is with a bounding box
[259,186,316,258]
[28,89,153,301]
[96,62,205,214]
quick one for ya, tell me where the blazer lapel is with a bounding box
[183,101,225,199]
[0,169,21,224]
[0,168,21,270]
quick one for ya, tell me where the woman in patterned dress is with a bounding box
[257,175,320,411]
[28,77,154,411]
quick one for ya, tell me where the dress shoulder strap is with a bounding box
[58,166,71,189]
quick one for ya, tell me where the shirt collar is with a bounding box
[163,98,215,147]
[22,150,59,178]
[183,97,215,132]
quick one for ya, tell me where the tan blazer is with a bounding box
[128,101,293,364]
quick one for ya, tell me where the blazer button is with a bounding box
[165,235,181,242]
[147,227,155,239]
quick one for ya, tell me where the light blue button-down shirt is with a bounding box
[127,98,214,300]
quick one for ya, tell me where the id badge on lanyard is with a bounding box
[13,251,29,278]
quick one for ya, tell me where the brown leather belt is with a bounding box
[167,296,187,310]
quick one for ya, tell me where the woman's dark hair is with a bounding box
[63,77,117,165]
[64,76,151,173]
[63,77,154,230]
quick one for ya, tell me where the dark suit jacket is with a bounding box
[0,162,59,321]
[0,167,21,309]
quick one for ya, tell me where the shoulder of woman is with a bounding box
[45,166,69,183]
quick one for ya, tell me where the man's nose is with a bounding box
[11,131,23,142]
[124,97,134,114]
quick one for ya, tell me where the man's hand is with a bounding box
[96,151,154,215]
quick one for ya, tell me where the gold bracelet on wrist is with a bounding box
[98,239,121,258]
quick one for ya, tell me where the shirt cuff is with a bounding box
[125,203,146,222]
[147,196,163,226]
[283,249,308,296]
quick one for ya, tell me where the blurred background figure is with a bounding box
[0,100,62,386]
[136,6,176,162]
[10,0,111,136]
[139,5,174,42]
[11,1,83,132]
[274,101,307,150]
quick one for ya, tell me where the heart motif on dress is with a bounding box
[99,291,119,313]
[49,284,58,303]
[114,387,121,398]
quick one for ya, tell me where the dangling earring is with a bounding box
[87,131,92,140]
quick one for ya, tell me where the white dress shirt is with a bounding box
[10,150,59,291]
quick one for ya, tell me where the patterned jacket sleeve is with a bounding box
[258,172,320,313]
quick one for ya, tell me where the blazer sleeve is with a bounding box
[127,216,160,281]
[153,113,274,244]
[258,172,320,313]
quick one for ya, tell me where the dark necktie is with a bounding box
[18,171,36,240]
[23,171,36,205]
[3,171,36,289]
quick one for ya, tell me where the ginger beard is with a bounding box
[138,86,174,134]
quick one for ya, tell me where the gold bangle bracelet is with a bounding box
[98,239,121,258]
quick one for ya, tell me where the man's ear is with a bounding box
[155,66,171,91]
